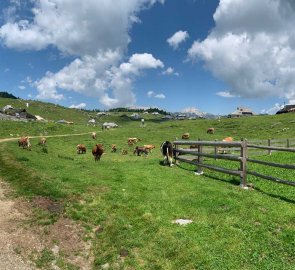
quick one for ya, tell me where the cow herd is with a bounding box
[17,135,164,163]
[17,127,230,166]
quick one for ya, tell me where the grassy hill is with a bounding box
[0,98,96,123]
[1,97,295,139]
[0,98,294,269]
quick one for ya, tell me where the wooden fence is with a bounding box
[173,138,295,188]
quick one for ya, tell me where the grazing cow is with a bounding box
[182,133,190,139]
[122,149,128,155]
[127,138,141,144]
[218,137,234,154]
[39,137,46,145]
[111,144,117,152]
[92,144,104,161]
[77,144,86,154]
[133,146,149,156]
[91,132,97,139]
[144,144,155,153]
[207,128,215,134]
[160,141,174,167]
[18,137,31,149]
[128,141,134,146]
[189,144,198,149]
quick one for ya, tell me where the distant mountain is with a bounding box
[173,110,216,119]
[0,92,18,99]
[180,107,216,119]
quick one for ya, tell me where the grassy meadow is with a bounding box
[0,101,294,269]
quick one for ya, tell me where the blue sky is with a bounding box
[1,0,295,115]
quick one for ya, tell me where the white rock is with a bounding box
[172,219,193,226]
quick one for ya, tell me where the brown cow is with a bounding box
[182,133,190,139]
[91,132,97,139]
[111,144,117,152]
[92,144,104,161]
[218,137,234,154]
[144,144,155,152]
[39,137,47,145]
[127,138,141,144]
[207,128,215,134]
[189,144,198,149]
[133,146,149,156]
[77,144,86,154]
[18,137,31,149]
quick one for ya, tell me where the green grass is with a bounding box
[0,109,294,269]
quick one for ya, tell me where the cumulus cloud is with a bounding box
[35,52,163,107]
[69,103,86,109]
[167,30,189,49]
[188,0,295,103]
[155,93,166,99]
[0,0,165,107]
[147,91,154,97]
[162,67,179,76]
[0,0,163,55]
[147,90,165,99]
[216,91,236,98]
[18,85,26,90]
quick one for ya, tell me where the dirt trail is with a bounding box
[0,132,94,143]
[0,133,95,270]
[0,181,37,270]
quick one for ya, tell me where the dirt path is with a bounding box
[0,181,37,270]
[0,133,95,270]
[0,132,95,143]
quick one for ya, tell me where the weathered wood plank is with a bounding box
[175,156,242,176]
[247,158,295,169]
[175,148,241,161]
[248,144,295,152]
[248,171,295,186]
[174,140,242,147]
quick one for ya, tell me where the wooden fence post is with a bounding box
[214,139,217,160]
[287,139,290,148]
[240,138,247,188]
[268,139,272,155]
[174,143,179,165]
[196,138,203,174]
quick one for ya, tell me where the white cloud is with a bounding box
[147,90,165,99]
[162,67,179,76]
[69,103,86,109]
[147,91,154,97]
[167,30,189,50]
[18,85,26,90]
[0,0,165,107]
[154,93,166,99]
[120,53,164,75]
[35,52,163,107]
[188,0,295,103]
[216,91,236,98]
[0,0,164,56]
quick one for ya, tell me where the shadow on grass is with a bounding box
[158,160,173,167]
[252,186,295,205]
[175,162,295,204]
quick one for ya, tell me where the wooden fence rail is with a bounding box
[173,138,295,189]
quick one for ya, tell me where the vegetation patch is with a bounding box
[0,106,294,269]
